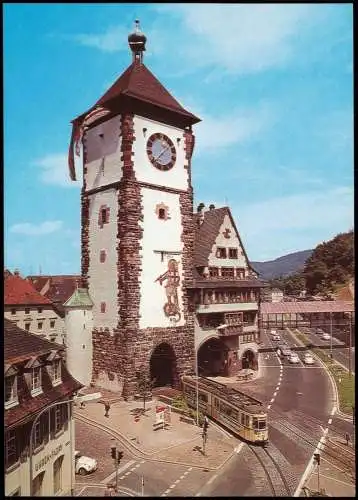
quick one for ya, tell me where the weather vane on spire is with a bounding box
[128,19,147,64]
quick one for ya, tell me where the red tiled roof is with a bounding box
[73,61,200,125]
[4,274,52,306]
[27,275,80,317]
[5,319,83,429]
[260,301,354,314]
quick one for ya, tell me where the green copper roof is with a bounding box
[64,288,93,308]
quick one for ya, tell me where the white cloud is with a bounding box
[33,153,82,188]
[192,101,274,155]
[68,25,128,53]
[234,186,354,260]
[152,4,316,74]
[10,220,63,236]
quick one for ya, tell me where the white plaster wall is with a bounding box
[84,115,123,191]
[65,306,93,386]
[133,116,188,191]
[208,214,248,270]
[139,187,185,328]
[4,307,64,343]
[88,189,118,330]
[5,425,73,496]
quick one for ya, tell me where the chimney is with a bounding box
[197,202,205,213]
[14,269,20,276]
[209,204,215,211]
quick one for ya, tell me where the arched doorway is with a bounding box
[150,343,177,388]
[197,338,228,377]
[242,349,256,370]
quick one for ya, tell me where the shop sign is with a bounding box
[35,444,63,472]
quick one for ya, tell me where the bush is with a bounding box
[171,395,188,410]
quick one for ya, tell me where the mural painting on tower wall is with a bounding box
[155,258,181,323]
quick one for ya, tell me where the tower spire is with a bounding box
[128,19,147,64]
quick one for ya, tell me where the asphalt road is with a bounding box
[75,420,217,497]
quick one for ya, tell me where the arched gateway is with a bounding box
[241,349,256,370]
[197,338,229,377]
[150,343,178,388]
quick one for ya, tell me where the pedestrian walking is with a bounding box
[345,432,350,446]
[104,401,111,418]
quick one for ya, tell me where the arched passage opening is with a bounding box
[197,338,229,377]
[150,343,177,388]
[241,349,256,370]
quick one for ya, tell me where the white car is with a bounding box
[303,353,314,365]
[289,353,300,364]
[74,451,98,475]
[271,332,281,341]
[321,333,331,341]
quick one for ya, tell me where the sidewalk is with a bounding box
[75,394,239,470]
[302,460,355,497]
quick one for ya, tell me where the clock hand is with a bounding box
[154,145,170,162]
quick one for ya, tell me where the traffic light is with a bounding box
[117,451,124,464]
[111,446,116,460]
[313,453,320,465]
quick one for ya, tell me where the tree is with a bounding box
[135,369,153,412]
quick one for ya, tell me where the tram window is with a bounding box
[199,392,208,403]
[241,413,245,425]
[253,417,259,429]
[214,398,219,409]
[258,420,266,430]
[245,415,250,427]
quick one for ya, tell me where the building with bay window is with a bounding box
[190,204,265,377]
[4,319,82,497]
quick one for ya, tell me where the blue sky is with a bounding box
[4,3,353,275]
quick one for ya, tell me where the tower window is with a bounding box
[11,308,16,315]
[158,208,166,220]
[100,302,106,313]
[38,322,43,330]
[50,320,55,328]
[155,203,169,220]
[100,250,107,263]
[98,205,110,228]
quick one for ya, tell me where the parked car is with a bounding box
[74,451,98,475]
[277,345,291,358]
[271,330,281,341]
[289,353,300,364]
[303,353,314,365]
[321,333,331,341]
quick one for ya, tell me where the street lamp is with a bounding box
[195,349,199,426]
[29,398,74,496]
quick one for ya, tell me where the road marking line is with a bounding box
[124,471,131,476]
[140,460,145,464]
[174,479,180,484]
[183,471,189,476]
[179,475,185,480]
[331,406,337,417]
[195,493,201,497]
[207,474,218,485]
[328,418,332,425]
[235,443,244,454]
[273,391,278,397]
[188,467,193,471]
[267,404,271,409]
[270,398,275,403]
[130,467,137,472]
[101,460,136,484]
[169,484,176,489]
[76,487,87,496]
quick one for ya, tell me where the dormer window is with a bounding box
[5,375,18,409]
[52,360,61,386]
[229,248,238,259]
[31,367,42,396]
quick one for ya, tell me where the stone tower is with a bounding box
[68,21,200,398]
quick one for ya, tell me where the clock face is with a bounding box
[146,133,176,171]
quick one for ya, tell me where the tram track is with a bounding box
[249,445,291,496]
[268,408,355,477]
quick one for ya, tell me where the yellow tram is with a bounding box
[181,375,268,445]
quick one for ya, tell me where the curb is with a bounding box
[75,411,236,471]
